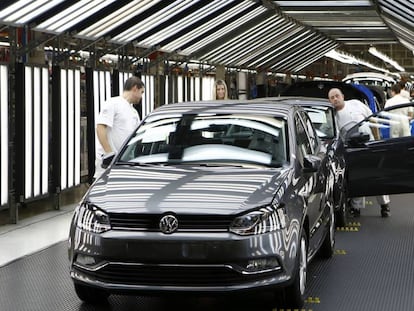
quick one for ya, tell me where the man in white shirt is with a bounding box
[399,82,411,100]
[94,76,145,179]
[384,83,412,138]
[328,88,391,217]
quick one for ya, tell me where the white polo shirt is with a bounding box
[336,99,372,131]
[384,94,412,137]
[94,96,140,177]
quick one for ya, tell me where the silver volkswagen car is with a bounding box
[68,100,335,308]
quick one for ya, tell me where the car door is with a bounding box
[295,111,327,253]
[344,102,414,197]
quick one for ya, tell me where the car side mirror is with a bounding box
[101,152,116,169]
[303,155,321,173]
[347,132,370,147]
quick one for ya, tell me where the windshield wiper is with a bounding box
[197,163,245,168]
[116,161,165,167]
[180,161,270,168]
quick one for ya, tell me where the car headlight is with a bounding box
[230,204,286,236]
[76,203,111,233]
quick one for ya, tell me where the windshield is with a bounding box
[304,106,336,139]
[118,113,288,167]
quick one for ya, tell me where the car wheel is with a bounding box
[319,201,335,259]
[334,189,347,228]
[276,230,308,308]
[74,283,109,304]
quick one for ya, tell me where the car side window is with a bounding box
[305,107,335,139]
[300,111,319,151]
[295,114,313,166]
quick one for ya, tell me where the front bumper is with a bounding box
[68,227,299,294]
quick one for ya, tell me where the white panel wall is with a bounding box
[141,74,154,118]
[24,66,49,199]
[202,75,215,100]
[177,75,183,102]
[238,71,247,100]
[93,70,111,122]
[0,65,8,206]
[60,68,81,191]
[119,71,132,93]
[164,75,214,103]
[165,75,169,105]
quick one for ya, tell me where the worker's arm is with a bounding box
[96,124,112,153]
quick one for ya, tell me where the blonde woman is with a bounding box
[213,79,228,100]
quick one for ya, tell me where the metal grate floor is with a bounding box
[1,194,414,311]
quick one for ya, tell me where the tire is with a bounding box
[319,201,335,259]
[74,283,109,304]
[276,230,308,308]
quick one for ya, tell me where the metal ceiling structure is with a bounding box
[275,0,397,46]
[0,0,412,76]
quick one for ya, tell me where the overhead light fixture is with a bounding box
[368,47,405,72]
[325,50,355,64]
[0,0,64,25]
[35,0,116,33]
[325,49,394,74]
[77,0,157,39]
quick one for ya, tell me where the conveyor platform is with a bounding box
[1,194,413,311]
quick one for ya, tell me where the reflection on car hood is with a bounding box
[87,165,288,215]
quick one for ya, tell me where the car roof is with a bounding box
[255,96,333,108]
[342,72,397,83]
[146,100,302,118]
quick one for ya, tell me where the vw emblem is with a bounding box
[159,214,178,234]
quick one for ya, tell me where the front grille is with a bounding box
[108,213,233,232]
[77,264,270,286]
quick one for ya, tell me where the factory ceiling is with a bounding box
[0,0,412,77]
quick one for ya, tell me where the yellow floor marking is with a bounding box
[336,226,359,232]
[273,297,320,310]
[306,296,321,304]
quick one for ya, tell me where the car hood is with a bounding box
[86,165,289,215]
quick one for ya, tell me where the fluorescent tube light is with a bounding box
[368,47,405,72]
